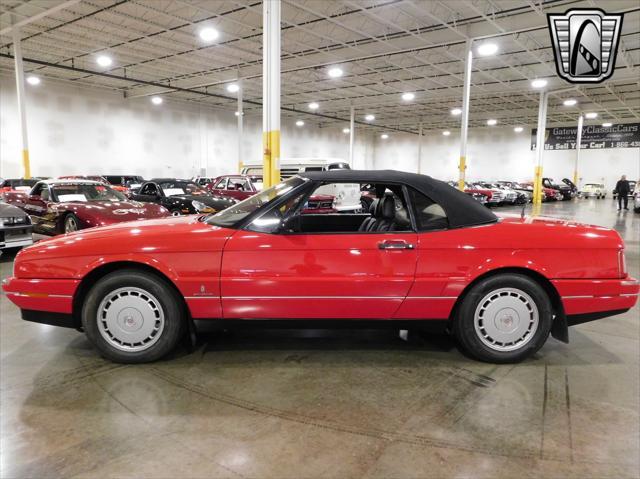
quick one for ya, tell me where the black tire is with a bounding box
[82,270,186,363]
[169,208,182,216]
[62,213,81,234]
[453,273,553,363]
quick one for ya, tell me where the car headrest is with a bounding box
[379,195,395,220]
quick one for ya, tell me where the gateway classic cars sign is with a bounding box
[531,123,640,150]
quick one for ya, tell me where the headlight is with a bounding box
[191,200,207,212]
[1,216,29,226]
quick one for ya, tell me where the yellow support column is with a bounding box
[457,156,466,191]
[533,165,543,206]
[22,149,31,179]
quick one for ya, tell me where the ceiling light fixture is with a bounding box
[380,133,389,139]
[585,112,598,119]
[365,114,375,121]
[328,67,343,78]
[226,83,240,93]
[477,43,498,56]
[151,96,163,105]
[401,92,415,101]
[96,55,112,67]
[531,79,548,89]
[442,130,451,136]
[514,126,524,133]
[308,102,319,110]
[602,122,612,127]
[199,27,219,42]
[487,119,497,126]
[451,108,462,116]
[26,76,40,85]
[563,98,577,106]
[296,120,304,127]
[342,128,350,134]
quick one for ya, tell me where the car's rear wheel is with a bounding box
[169,208,182,216]
[82,270,185,363]
[63,213,80,233]
[453,273,553,363]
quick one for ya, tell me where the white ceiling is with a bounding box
[1,0,639,134]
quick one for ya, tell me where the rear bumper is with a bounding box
[553,277,639,321]
[2,277,78,314]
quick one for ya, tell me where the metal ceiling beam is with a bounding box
[0,0,82,36]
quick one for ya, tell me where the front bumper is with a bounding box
[0,225,33,250]
[2,277,78,314]
[553,277,639,322]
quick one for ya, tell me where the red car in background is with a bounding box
[0,178,39,194]
[3,179,169,235]
[3,170,637,365]
[209,174,336,213]
[207,174,264,200]
[520,182,562,201]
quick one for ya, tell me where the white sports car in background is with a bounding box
[581,183,606,199]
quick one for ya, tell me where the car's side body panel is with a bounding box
[220,229,418,319]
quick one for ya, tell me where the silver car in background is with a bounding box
[0,201,33,250]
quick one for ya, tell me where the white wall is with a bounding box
[0,74,372,179]
[1,71,637,189]
[372,127,639,189]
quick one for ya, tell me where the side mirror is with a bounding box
[280,215,301,233]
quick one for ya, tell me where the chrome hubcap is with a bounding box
[474,288,539,352]
[170,210,181,216]
[97,287,165,352]
[65,216,78,232]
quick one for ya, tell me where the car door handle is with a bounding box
[378,240,415,250]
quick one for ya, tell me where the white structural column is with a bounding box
[457,39,472,191]
[237,79,244,173]
[349,104,355,166]
[417,122,423,174]
[12,28,31,178]
[262,0,281,188]
[573,114,584,186]
[533,90,549,206]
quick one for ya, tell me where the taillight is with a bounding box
[618,249,627,277]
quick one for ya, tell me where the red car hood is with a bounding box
[56,200,168,225]
[15,216,236,274]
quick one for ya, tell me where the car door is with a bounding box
[220,186,418,320]
[131,182,160,204]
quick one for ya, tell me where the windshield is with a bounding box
[159,181,206,196]
[52,183,126,202]
[206,177,306,228]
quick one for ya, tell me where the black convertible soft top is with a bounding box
[301,169,498,229]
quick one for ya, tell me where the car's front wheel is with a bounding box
[82,270,186,363]
[63,213,81,233]
[453,273,553,363]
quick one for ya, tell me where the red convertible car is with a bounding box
[3,170,637,364]
[3,179,170,234]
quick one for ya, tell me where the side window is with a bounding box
[246,190,307,234]
[408,188,448,231]
[141,183,158,195]
[214,178,227,189]
[31,183,45,197]
[41,187,50,201]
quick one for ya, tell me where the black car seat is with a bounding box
[358,199,379,231]
[375,196,396,231]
